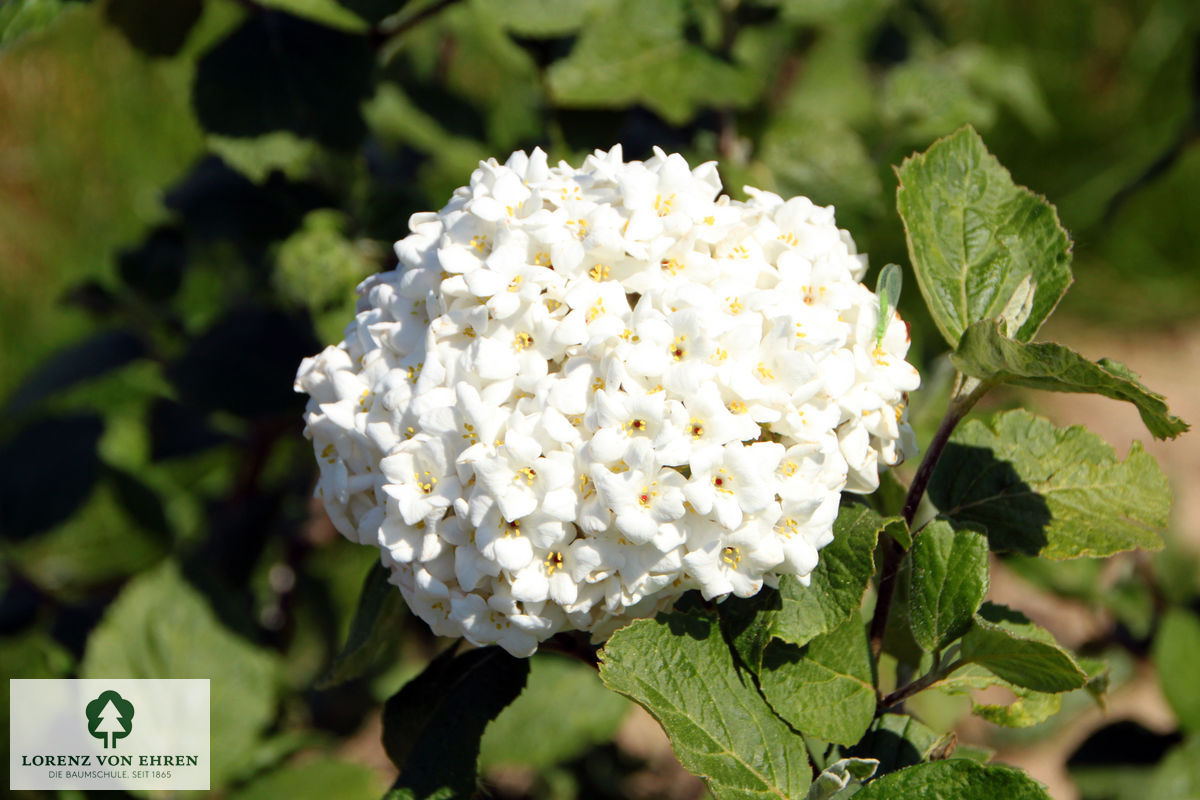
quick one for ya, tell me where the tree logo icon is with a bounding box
[85,690,134,749]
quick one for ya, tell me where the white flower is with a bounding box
[297,145,920,656]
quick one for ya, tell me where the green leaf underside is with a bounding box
[318,561,407,688]
[759,616,876,746]
[936,663,1063,728]
[937,623,1111,727]
[719,501,889,672]
[895,125,1072,347]
[854,759,1053,799]
[907,521,989,652]
[929,409,1170,559]
[952,319,1189,439]
[599,612,812,800]
[1153,610,1200,734]
[959,603,1087,693]
[546,0,759,124]
[383,646,529,800]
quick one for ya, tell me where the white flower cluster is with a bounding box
[296,146,919,657]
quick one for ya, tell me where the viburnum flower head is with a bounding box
[295,146,920,657]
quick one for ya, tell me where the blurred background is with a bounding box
[1,0,1198,798]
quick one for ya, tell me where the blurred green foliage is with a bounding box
[1,0,1199,798]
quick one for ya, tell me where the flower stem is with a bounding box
[868,378,990,659]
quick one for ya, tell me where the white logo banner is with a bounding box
[10,679,210,791]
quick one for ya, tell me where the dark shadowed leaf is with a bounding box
[193,11,374,149]
[0,414,103,539]
[104,466,172,540]
[929,409,1170,559]
[118,226,187,301]
[849,713,940,776]
[599,611,812,800]
[480,654,630,771]
[952,319,1188,439]
[167,307,319,419]
[383,645,529,800]
[334,0,406,25]
[165,156,332,245]
[104,0,203,57]
[148,398,230,461]
[4,331,145,415]
[317,561,407,688]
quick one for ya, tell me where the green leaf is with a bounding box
[895,126,1072,347]
[936,613,1110,726]
[958,603,1087,693]
[906,521,989,652]
[207,132,320,184]
[971,687,1062,728]
[81,562,279,788]
[229,758,385,800]
[599,611,812,800]
[546,0,761,124]
[773,501,892,647]
[1149,736,1200,800]
[719,500,890,671]
[756,115,884,219]
[929,409,1171,559]
[479,0,595,37]
[480,654,630,771]
[430,3,543,150]
[383,645,529,800]
[0,0,65,49]
[759,616,876,746]
[875,263,902,346]
[1153,609,1200,734]
[935,660,1064,728]
[718,585,780,674]
[318,561,408,688]
[854,759,1053,799]
[952,318,1189,439]
[260,0,373,31]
